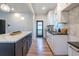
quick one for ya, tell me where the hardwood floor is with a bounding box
[27,38,53,56]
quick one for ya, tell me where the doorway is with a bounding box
[36,21,43,37]
[0,20,6,34]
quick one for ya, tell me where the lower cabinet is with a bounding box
[23,37,28,56]
[68,44,79,56]
[23,33,32,56]
[53,35,68,55]
[16,33,32,56]
[72,49,79,56]
[68,45,72,56]
[0,33,32,56]
[0,43,15,56]
[46,32,68,56]
[15,39,23,56]
[46,32,54,52]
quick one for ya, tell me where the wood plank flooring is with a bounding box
[27,38,53,56]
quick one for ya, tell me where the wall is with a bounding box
[32,15,47,39]
[69,6,79,41]
[0,12,33,33]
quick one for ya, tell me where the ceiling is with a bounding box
[0,3,32,14]
[0,3,57,15]
[32,3,57,15]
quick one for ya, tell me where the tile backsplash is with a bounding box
[69,5,79,41]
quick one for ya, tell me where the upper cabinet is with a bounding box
[47,3,79,25]
[57,3,79,23]
[47,11,52,25]
[57,3,69,23]
[59,3,71,12]
[47,9,57,25]
[61,3,79,12]
[58,3,79,12]
[47,11,54,25]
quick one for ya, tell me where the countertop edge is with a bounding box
[68,42,79,49]
[0,31,32,43]
[47,31,68,35]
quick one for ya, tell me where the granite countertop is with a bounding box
[48,31,68,35]
[0,31,32,43]
[68,42,79,49]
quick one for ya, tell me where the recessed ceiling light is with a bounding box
[42,7,46,10]
[11,8,14,11]
[21,17,24,20]
[14,13,20,17]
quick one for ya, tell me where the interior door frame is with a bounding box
[36,20,43,37]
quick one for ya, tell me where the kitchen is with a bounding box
[0,3,79,56]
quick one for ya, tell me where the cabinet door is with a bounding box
[46,32,54,52]
[47,11,54,25]
[72,49,79,56]
[23,34,32,56]
[15,39,23,56]
[68,45,79,56]
[53,35,68,55]
[0,43,15,56]
[68,45,73,56]
[23,37,28,56]
[27,34,32,48]
[51,35,54,52]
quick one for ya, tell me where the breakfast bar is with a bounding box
[0,31,32,56]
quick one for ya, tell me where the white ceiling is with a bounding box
[0,3,57,15]
[0,3,32,14]
[32,3,57,15]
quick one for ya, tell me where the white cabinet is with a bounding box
[57,3,79,23]
[61,3,79,12]
[72,49,79,56]
[48,11,53,25]
[53,35,68,55]
[68,44,79,56]
[47,10,57,25]
[57,4,69,23]
[68,45,73,56]
[56,4,61,22]
[46,32,54,52]
[58,3,71,11]
[46,32,68,55]
[47,11,54,25]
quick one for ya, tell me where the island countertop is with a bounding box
[0,31,32,43]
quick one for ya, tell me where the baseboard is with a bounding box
[54,54,68,56]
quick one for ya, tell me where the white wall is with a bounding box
[68,5,79,41]
[32,15,47,39]
[0,12,33,33]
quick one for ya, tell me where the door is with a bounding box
[0,20,6,34]
[36,21,43,37]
